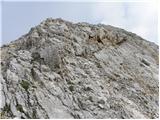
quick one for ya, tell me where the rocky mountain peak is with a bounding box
[0,18,159,119]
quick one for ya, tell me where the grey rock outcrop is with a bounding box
[0,18,159,119]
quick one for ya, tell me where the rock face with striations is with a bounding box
[0,18,159,119]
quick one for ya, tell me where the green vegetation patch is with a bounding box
[69,85,74,92]
[0,104,12,118]
[20,80,30,91]
[16,104,24,113]
[32,109,37,119]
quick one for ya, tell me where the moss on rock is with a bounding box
[20,80,30,91]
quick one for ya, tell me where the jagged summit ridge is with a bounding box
[0,18,159,119]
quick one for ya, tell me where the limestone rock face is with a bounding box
[0,18,159,119]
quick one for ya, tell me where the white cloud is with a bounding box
[90,1,158,44]
[126,2,158,43]
[91,2,127,28]
[0,1,2,45]
[2,1,158,45]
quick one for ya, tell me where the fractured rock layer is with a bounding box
[0,18,159,118]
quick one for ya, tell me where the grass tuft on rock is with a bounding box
[20,80,30,91]
[69,85,74,92]
[16,104,24,113]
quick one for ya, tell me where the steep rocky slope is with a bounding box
[0,18,159,119]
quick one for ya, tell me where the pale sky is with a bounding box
[1,0,158,45]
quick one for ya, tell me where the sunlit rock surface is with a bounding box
[0,18,159,119]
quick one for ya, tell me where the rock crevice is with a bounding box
[0,18,159,119]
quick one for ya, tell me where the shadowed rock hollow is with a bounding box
[0,18,159,119]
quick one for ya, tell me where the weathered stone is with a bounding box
[0,18,158,119]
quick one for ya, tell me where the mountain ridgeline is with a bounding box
[0,18,159,119]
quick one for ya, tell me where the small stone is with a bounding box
[98,99,105,104]
[98,104,104,109]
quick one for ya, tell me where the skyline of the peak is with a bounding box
[1,0,158,45]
